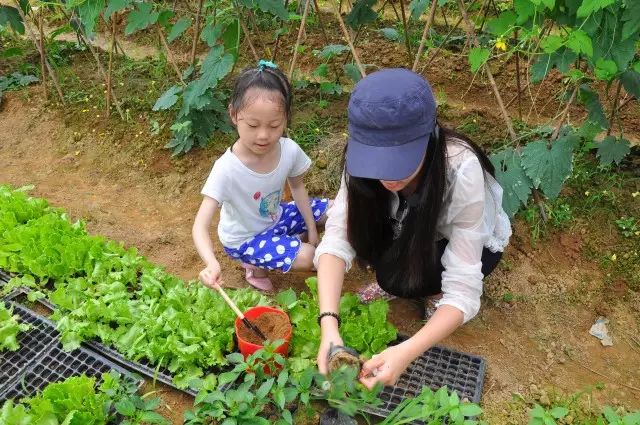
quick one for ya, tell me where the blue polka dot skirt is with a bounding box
[223,198,329,272]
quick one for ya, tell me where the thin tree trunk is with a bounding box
[157,26,186,85]
[457,0,516,140]
[398,0,412,64]
[412,0,438,72]
[14,1,65,104]
[38,8,47,101]
[514,30,522,120]
[247,9,269,57]
[607,81,623,137]
[271,0,291,61]
[551,85,579,140]
[190,0,205,65]
[107,13,117,117]
[331,0,366,77]
[234,2,260,62]
[288,0,312,79]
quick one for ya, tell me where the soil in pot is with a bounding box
[237,311,290,345]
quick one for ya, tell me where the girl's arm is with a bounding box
[287,175,319,245]
[192,196,222,288]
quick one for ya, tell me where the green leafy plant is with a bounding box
[529,404,569,425]
[0,301,30,351]
[615,216,639,238]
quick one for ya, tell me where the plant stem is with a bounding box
[515,30,522,121]
[606,80,622,137]
[157,26,186,85]
[412,0,438,72]
[191,0,205,66]
[288,0,312,79]
[107,12,116,117]
[456,0,516,140]
[398,0,412,64]
[271,0,291,61]
[330,0,366,77]
[551,84,579,140]
[234,2,260,62]
[38,6,47,101]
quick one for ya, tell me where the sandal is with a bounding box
[241,263,273,292]
[357,282,397,304]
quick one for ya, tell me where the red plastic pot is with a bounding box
[235,306,292,359]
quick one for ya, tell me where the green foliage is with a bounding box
[0,72,38,100]
[0,5,24,34]
[529,403,640,425]
[125,2,160,35]
[75,0,105,36]
[521,134,578,200]
[379,27,401,41]
[0,372,169,425]
[597,136,631,166]
[104,0,132,20]
[469,47,490,72]
[0,302,30,351]
[167,17,192,43]
[345,0,378,29]
[409,0,430,20]
[490,148,534,218]
[615,216,639,238]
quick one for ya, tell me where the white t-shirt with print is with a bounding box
[202,137,312,248]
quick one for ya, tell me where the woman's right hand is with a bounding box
[317,325,344,375]
[199,262,222,289]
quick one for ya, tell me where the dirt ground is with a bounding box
[2,84,639,423]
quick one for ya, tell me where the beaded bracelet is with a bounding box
[317,312,341,327]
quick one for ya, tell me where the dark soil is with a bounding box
[238,311,291,346]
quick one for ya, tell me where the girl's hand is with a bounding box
[199,262,222,289]
[359,343,415,389]
[317,326,343,375]
[307,227,320,247]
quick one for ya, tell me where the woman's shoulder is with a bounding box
[444,136,481,172]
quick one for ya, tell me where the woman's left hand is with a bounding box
[359,343,415,389]
[307,228,320,247]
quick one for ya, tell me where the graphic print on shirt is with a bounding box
[258,190,281,221]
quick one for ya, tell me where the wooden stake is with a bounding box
[288,0,312,79]
[398,0,412,64]
[457,0,516,140]
[190,0,205,65]
[157,26,186,85]
[412,0,438,72]
[106,13,117,117]
[514,30,522,120]
[606,81,622,137]
[14,1,65,104]
[233,2,260,62]
[330,0,366,78]
[38,8,47,101]
[551,85,579,140]
[247,9,269,57]
[271,0,291,61]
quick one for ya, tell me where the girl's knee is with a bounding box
[292,243,315,270]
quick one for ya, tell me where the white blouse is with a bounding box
[313,138,512,323]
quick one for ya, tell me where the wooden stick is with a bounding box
[606,80,622,137]
[234,2,260,62]
[551,85,579,140]
[515,30,522,120]
[424,15,463,67]
[398,0,412,64]
[157,26,186,85]
[330,0,366,77]
[247,9,269,57]
[288,0,312,79]
[14,1,65,104]
[190,0,205,65]
[457,0,516,140]
[271,0,291,61]
[38,7,47,101]
[412,0,438,72]
[106,13,116,117]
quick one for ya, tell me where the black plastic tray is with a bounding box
[34,296,198,397]
[0,269,11,283]
[0,302,143,403]
[360,336,485,422]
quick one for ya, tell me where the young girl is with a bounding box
[314,68,511,387]
[193,61,329,292]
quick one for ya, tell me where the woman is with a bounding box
[314,68,511,388]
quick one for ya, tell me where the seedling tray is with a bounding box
[33,296,198,397]
[361,335,486,422]
[0,269,11,283]
[0,302,142,403]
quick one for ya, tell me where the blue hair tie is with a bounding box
[258,60,278,71]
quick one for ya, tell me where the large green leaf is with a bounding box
[378,27,400,41]
[316,44,349,60]
[486,10,517,36]
[408,0,429,21]
[0,5,24,34]
[76,0,105,36]
[597,136,630,166]
[238,0,288,20]
[577,0,615,18]
[621,1,640,40]
[345,0,378,29]
[153,85,182,111]
[200,22,223,47]
[521,135,578,200]
[594,58,617,80]
[530,49,577,83]
[514,0,536,24]
[578,85,608,129]
[104,0,132,20]
[540,35,563,53]
[125,2,160,36]
[222,19,241,60]
[490,148,534,217]
[343,64,362,83]
[168,17,191,43]
[620,70,640,98]
[468,47,490,73]
[565,29,592,57]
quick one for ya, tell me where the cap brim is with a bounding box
[346,135,427,181]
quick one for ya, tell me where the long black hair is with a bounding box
[345,123,495,297]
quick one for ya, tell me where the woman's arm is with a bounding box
[288,174,319,246]
[192,196,222,288]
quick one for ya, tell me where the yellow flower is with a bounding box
[611,254,617,261]
[495,38,507,51]
[584,191,590,196]
[632,191,639,198]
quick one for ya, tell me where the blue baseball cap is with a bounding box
[346,68,437,181]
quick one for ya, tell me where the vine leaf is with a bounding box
[576,0,615,18]
[566,29,593,57]
[345,0,378,29]
[490,148,534,217]
[76,0,105,36]
[530,49,576,83]
[200,22,223,47]
[168,18,192,43]
[620,70,640,98]
[222,20,241,60]
[521,135,578,200]
[621,1,640,40]
[316,44,349,60]
[486,10,517,36]
[578,85,608,129]
[378,27,400,41]
[104,0,132,20]
[153,85,182,111]
[125,2,160,36]
[343,64,362,82]
[594,58,618,81]
[408,0,429,21]
[468,48,490,73]
[597,136,630,166]
[0,5,24,34]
